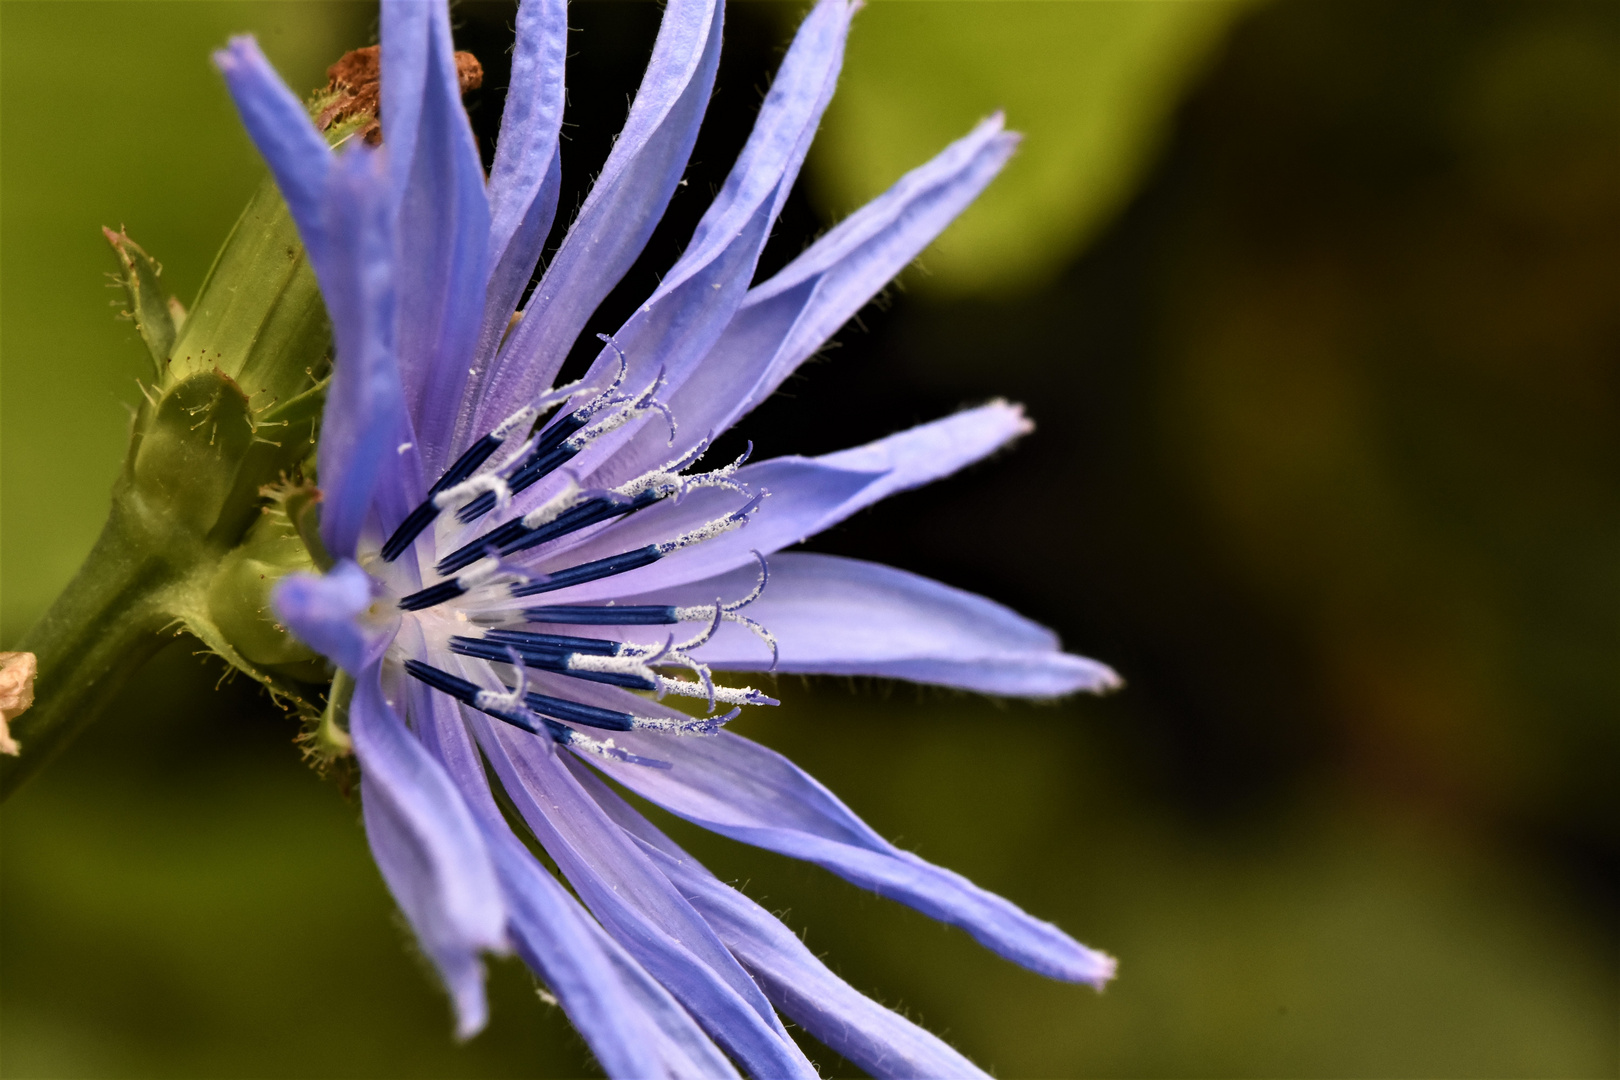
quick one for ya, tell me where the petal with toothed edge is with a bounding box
[471,715,821,1080]
[392,655,737,1080]
[350,668,507,1040]
[624,551,1122,697]
[555,688,1117,988]
[471,0,724,434]
[383,0,491,475]
[570,757,994,1080]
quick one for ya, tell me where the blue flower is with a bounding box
[217,1,1118,1074]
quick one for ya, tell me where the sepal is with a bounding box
[205,495,326,679]
[165,176,333,409]
[103,227,179,378]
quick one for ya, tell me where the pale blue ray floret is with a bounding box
[216,0,1119,1075]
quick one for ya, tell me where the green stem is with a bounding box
[1,494,186,799]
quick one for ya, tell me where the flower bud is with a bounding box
[206,493,325,680]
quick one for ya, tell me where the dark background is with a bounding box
[2,2,1615,1076]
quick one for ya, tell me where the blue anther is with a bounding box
[523,691,637,732]
[380,502,440,563]
[402,657,480,703]
[404,659,567,740]
[436,518,532,576]
[397,579,467,611]
[404,657,639,732]
[483,628,622,656]
[448,635,566,666]
[380,433,504,562]
[522,605,680,625]
[440,486,665,576]
[440,433,505,488]
[502,488,663,559]
[456,412,590,525]
[447,635,656,691]
[508,545,663,597]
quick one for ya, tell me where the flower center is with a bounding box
[373,361,778,765]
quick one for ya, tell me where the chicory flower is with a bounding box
[217,0,1118,1074]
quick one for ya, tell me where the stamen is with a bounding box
[437,484,659,576]
[397,555,532,612]
[398,579,466,612]
[520,604,680,625]
[472,645,531,714]
[435,476,588,576]
[561,651,662,690]
[455,410,590,523]
[447,635,655,690]
[722,611,779,669]
[673,603,725,652]
[558,730,673,769]
[507,546,664,599]
[719,551,770,612]
[523,690,735,735]
[379,433,503,561]
[455,360,659,525]
[402,659,671,767]
[404,658,543,733]
[507,494,763,599]
[655,677,778,707]
[378,372,594,564]
[430,430,542,515]
[483,627,622,656]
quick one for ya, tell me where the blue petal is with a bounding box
[558,0,858,490]
[395,664,736,1079]
[314,145,416,556]
[378,1,431,201]
[471,716,820,1079]
[216,35,418,545]
[270,559,389,674]
[684,0,854,259]
[488,832,740,1079]
[573,758,994,1079]
[466,0,569,382]
[660,116,1018,462]
[213,36,334,267]
[523,403,1030,601]
[635,552,1122,697]
[468,0,724,436]
[382,0,492,476]
[568,706,1118,989]
[350,666,507,1039]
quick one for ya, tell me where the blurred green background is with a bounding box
[2,1,1616,1077]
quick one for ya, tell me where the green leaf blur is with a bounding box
[807,0,1259,295]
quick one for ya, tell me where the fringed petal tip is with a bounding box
[441,950,495,1041]
[1076,948,1119,991]
[989,397,1035,439]
[1044,653,1124,698]
[210,33,260,75]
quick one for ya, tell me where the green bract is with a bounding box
[2,179,336,796]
